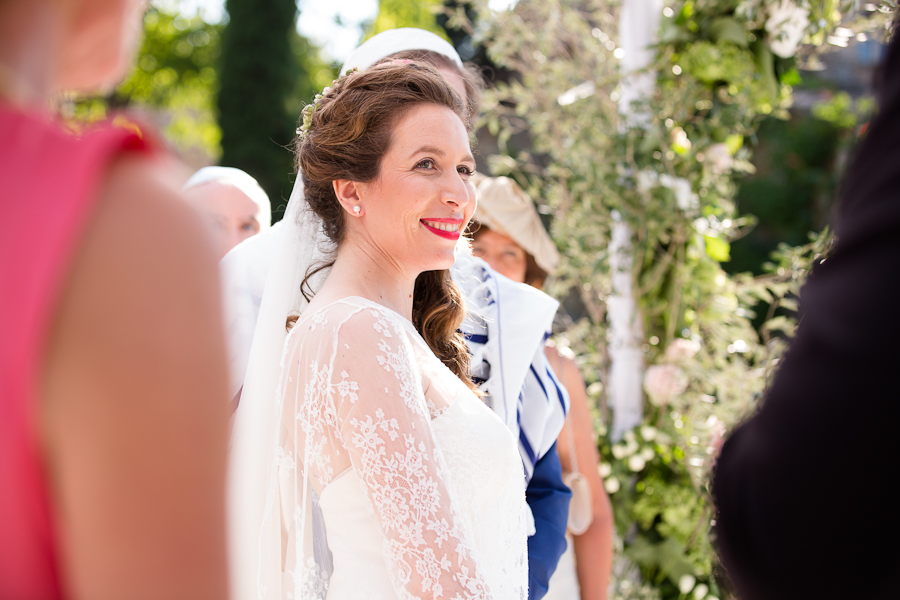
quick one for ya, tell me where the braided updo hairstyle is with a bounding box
[296,61,477,392]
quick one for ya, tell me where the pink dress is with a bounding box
[0,104,152,599]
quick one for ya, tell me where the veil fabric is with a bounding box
[227,179,333,599]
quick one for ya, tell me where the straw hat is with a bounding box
[474,176,560,274]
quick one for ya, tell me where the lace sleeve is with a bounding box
[284,302,491,600]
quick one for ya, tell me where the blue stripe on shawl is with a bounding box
[517,411,538,466]
[529,364,549,401]
[546,367,568,416]
[463,332,489,345]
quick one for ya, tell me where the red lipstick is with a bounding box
[421,218,463,240]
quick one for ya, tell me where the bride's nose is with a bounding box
[441,172,473,209]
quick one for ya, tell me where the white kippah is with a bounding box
[340,28,463,75]
[184,166,272,229]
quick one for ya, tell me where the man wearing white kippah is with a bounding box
[224,28,571,600]
[183,166,271,260]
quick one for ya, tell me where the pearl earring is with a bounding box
[353,205,361,216]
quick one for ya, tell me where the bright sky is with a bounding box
[153,0,379,63]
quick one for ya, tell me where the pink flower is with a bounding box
[643,364,688,406]
[665,338,701,361]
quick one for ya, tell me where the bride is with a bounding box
[252,62,528,599]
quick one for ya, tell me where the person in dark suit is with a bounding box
[712,29,900,600]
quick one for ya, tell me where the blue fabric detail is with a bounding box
[518,412,538,466]
[546,367,568,416]
[463,332,489,344]
[529,364,549,401]
[525,442,571,600]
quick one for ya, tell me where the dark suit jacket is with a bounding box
[712,33,900,600]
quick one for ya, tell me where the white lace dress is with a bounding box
[272,297,528,600]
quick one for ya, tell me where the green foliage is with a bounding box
[472,0,877,597]
[812,90,875,128]
[219,0,304,220]
[728,91,872,276]
[366,0,448,39]
[70,7,222,160]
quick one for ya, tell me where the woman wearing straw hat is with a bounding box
[471,175,614,600]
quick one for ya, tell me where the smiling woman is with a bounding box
[297,61,477,383]
[244,61,529,600]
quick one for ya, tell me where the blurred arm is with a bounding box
[40,155,230,600]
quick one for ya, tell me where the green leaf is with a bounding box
[780,67,802,86]
[657,537,695,582]
[709,18,748,48]
[704,235,731,262]
[780,298,798,312]
[725,133,744,155]
[765,316,796,336]
[752,41,778,105]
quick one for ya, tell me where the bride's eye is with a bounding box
[416,158,436,170]
[458,165,475,177]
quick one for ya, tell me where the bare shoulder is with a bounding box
[41,153,230,597]
[97,153,214,263]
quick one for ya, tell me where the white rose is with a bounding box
[665,338,701,361]
[659,173,698,211]
[694,583,709,600]
[641,447,655,461]
[598,462,612,477]
[765,0,811,58]
[643,364,689,406]
[679,575,697,595]
[628,455,646,471]
[640,425,658,441]
[706,143,734,174]
[605,476,621,494]
[612,444,627,459]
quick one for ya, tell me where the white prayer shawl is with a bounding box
[451,253,569,479]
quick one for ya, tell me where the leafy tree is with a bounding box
[728,92,873,275]
[71,8,222,161]
[219,0,303,221]
[367,0,446,38]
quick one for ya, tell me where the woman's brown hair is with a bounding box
[295,61,477,392]
[379,49,484,122]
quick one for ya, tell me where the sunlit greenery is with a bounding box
[70,7,222,161]
[366,0,448,40]
[473,0,892,597]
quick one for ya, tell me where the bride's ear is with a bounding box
[333,179,364,216]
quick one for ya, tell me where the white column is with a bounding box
[608,0,662,440]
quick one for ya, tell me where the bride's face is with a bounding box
[352,103,476,274]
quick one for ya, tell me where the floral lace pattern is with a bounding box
[275,298,527,600]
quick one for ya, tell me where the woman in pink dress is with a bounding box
[0,1,230,598]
